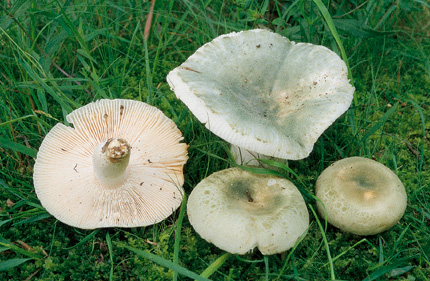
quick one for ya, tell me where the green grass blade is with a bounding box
[12,213,51,226]
[257,159,305,183]
[312,0,352,83]
[143,37,153,103]
[200,253,231,279]
[350,103,399,155]
[119,21,140,94]
[173,194,187,281]
[309,205,336,280]
[333,19,393,38]
[0,258,32,271]
[406,99,426,171]
[263,255,269,281]
[120,244,210,281]
[55,0,90,56]
[65,230,99,250]
[0,137,37,158]
[0,0,31,30]
[363,261,411,281]
[0,219,13,227]
[329,238,368,264]
[0,179,25,201]
[106,232,114,281]
[0,115,34,127]
[239,160,314,202]
[0,237,42,259]
[236,165,284,177]
[17,58,75,113]
[275,224,311,280]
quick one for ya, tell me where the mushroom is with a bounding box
[187,167,309,255]
[33,99,188,229]
[315,157,407,235]
[167,29,354,164]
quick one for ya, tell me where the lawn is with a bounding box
[0,0,429,280]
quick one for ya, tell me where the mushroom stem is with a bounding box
[92,138,131,188]
[231,145,287,168]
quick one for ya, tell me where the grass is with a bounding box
[0,0,429,280]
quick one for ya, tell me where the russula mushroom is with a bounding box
[315,157,407,235]
[187,167,309,255]
[167,29,354,164]
[33,99,188,229]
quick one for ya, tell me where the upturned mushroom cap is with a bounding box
[315,157,407,235]
[187,167,309,255]
[167,29,354,160]
[33,99,188,229]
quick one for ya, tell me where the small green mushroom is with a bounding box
[187,167,309,255]
[315,157,407,235]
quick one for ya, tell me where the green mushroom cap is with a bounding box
[167,29,354,161]
[187,167,309,255]
[316,157,407,236]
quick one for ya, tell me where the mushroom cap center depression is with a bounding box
[334,165,390,207]
[167,29,355,160]
[224,178,284,216]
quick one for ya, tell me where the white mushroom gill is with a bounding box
[33,99,188,229]
[92,138,131,188]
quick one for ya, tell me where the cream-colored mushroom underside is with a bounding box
[33,99,188,229]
